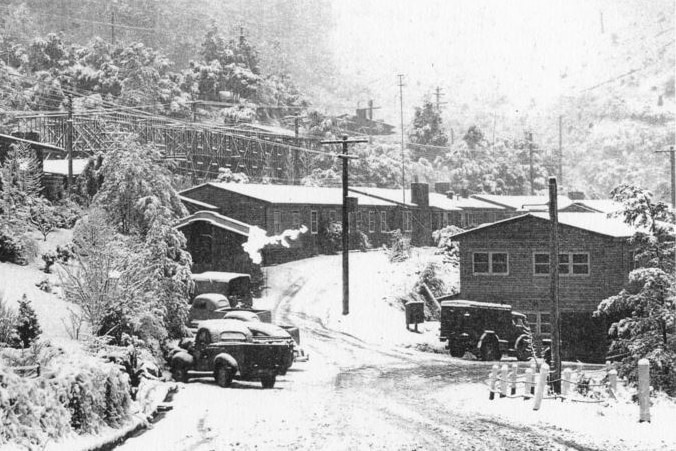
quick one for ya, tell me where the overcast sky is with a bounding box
[329,0,672,123]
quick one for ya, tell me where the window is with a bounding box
[472,252,509,275]
[368,210,376,232]
[292,210,300,228]
[380,211,388,232]
[442,212,449,227]
[629,250,639,271]
[526,312,551,339]
[310,210,318,234]
[465,212,476,228]
[533,252,590,276]
[356,212,362,230]
[403,211,412,232]
[273,210,281,234]
[328,209,336,223]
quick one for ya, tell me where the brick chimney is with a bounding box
[434,182,451,194]
[410,182,429,207]
[446,191,455,200]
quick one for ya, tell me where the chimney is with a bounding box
[446,191,455,200]
[434,182,451,194]
[410,182,429,208]
[567,191,585,200]
[460,188,469,199]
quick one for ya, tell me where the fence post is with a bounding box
[489,364,499,401]
[500,364,509,398]
[524,368,534,399]
[510,363,518,396]
[638,359,651,423]
[529,361,537,395]
[561,368,571,398]
[533,363,549,411]
[608,369,617,394]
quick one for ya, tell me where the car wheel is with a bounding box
[171,366,189,383]
[449,344,465,358]
[215,365,233,388]
[515,340,533,361]
[260,375,276,389]
[481,340,501,361]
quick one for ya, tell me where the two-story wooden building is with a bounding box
[451,212,636,362]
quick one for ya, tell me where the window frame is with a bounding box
[328,209,336,223]
[368,210,376,233]
[380,211,388,232]
[403,210,412,232]
[310,210,318,234]
[291,210,301,228]
[533,252,590,277]
[273,210,281,234]
[472,251,509,276]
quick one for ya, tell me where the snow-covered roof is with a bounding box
[175,210,251,236]
[470,194,574,211]
[347,188,503,210]
[42,158,89,176]
[192,271,251,283]
[568,199,623,214]
[203,182,398,207]
[451,212,636,239]
[179,195,218,210]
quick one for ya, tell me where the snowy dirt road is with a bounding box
[116,252,626,451]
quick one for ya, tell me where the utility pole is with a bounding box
[526,131,534,195]
[398,74,406,203]
[655,146,675,208]
[549,177,561,393]
[320,135,367,315]
[434,86,446,112]
[111,10,116,44]
[558,116,563,185]
[66,95,74,194]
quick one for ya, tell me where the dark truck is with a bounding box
[170,320,292,388]
[439,300,533,361]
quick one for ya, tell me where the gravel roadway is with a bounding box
[117,264,611,451]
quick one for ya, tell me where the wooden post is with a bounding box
[608,369,618,394]
[66,95,73,194]
[510,363,518,396]
[561,368,571,397]
[489,364,498,401]
[638,359,651,422]
[524,368,534,399]
[500,364,509,398]
[549,177,561,393]
[533,363,549,411]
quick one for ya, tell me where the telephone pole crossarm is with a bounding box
[320,135,368,315]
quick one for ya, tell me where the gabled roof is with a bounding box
[470,194,574,211]
[187,182,398,207]
[175,210,251,236]
[451,212,636,240]
[178,195,218,211]
[567,199,622,214]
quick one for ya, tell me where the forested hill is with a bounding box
[0,0,342,101]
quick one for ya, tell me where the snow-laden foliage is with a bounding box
[594,185,676,394]
[242,225,308,265]
[15,295,41,348]
[0,342,132,449]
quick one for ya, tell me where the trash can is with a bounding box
[405,300,425,330]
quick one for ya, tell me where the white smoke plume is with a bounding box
[242,225,308,264]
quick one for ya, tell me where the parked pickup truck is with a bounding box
[170,320,293,388]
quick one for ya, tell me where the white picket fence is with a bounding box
[486,358,652,422]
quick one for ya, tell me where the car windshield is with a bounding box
[219,331,247,342]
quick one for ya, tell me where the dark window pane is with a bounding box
[540,324,551,333]
[573,264,589,274]
[492,262,508,274]
[558,264,569,274]
[534,254,549,264]
[492,253,507,263]
[474,253,489,262]
[540,313,551,322]
[534,265,549,274]
[474,262,489,273]
[573,254,588,263]
[558,253,569,263]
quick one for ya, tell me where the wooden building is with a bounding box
[450,212,636,362]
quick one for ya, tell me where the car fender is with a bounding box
[514,334,531,350]
[477,331,498,350]
[214,353,238,372]
[171,352,193,369]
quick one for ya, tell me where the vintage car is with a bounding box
[191,271,252,305]
[188,293,272,327]
[439,300,533,361]
[170,319,293,388]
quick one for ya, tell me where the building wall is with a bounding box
[455,216,632,362]
[179,221,252,275]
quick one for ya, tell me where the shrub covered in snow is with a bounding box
[0,342,132,449]
[387,229,411,262]
[15,295,41,348]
